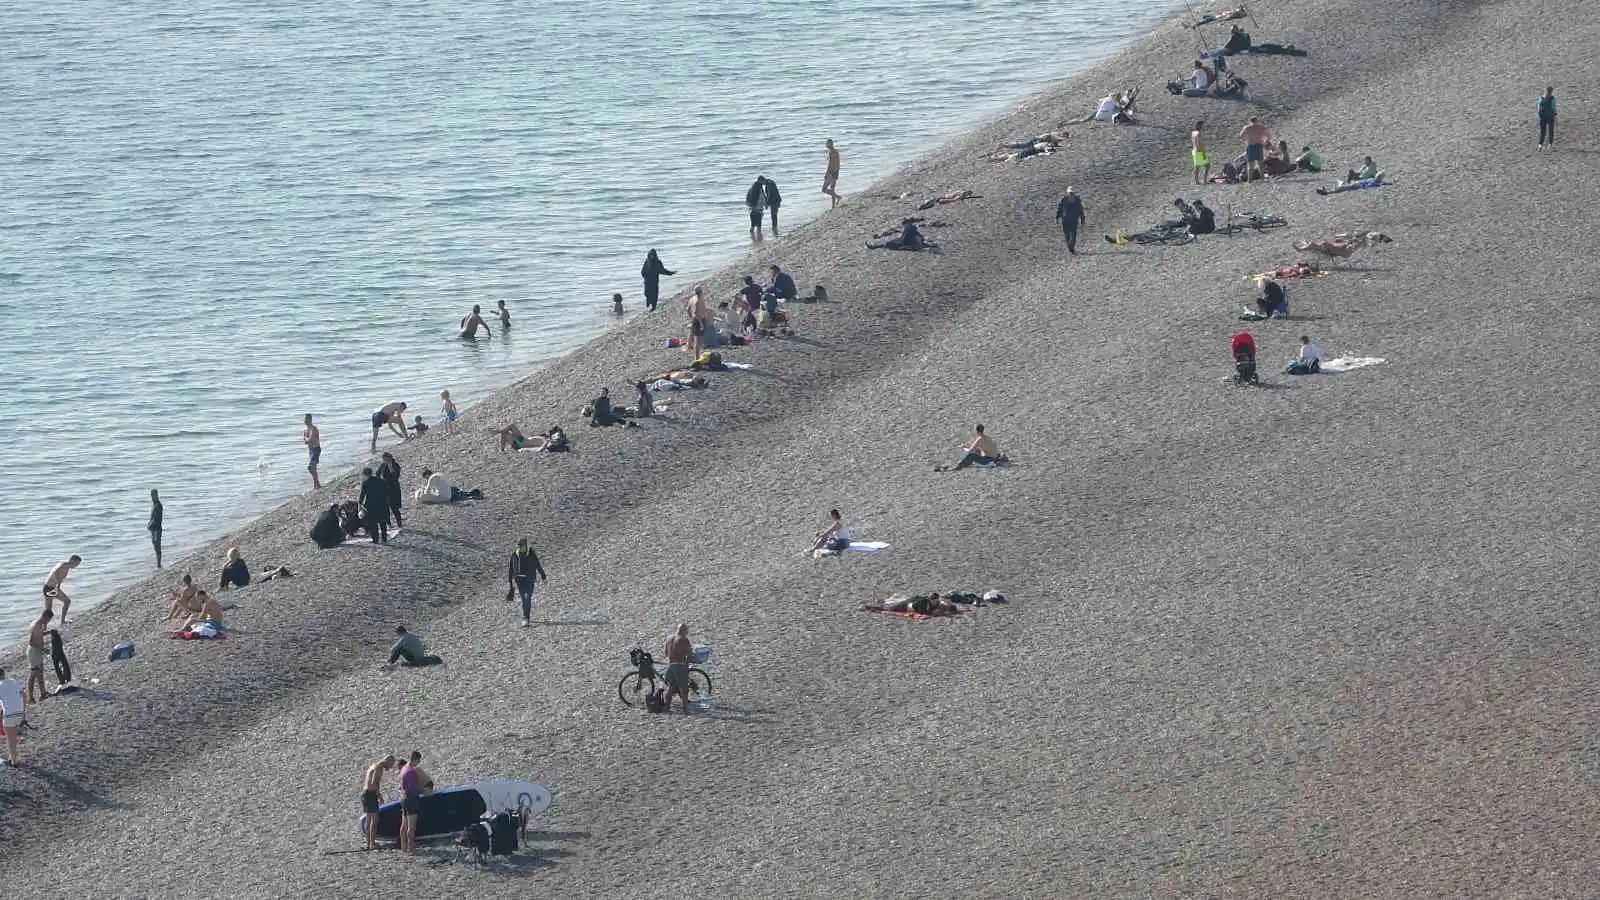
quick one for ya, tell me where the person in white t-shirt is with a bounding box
[0,667,26,767]
[414,469,481,503]
[809,509,854,554]
[1092,94,1118,122]
[1287,335,1322,374]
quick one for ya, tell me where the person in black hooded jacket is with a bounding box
[311,504,345,549]
[379,452,403,530]
[358,467,391,544]
[763,177,782,233]
[640,249,674,312]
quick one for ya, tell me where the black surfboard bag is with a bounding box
[49,629,72,686]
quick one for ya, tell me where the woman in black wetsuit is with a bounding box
[641,249,674,312]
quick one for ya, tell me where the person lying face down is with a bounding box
[866,221,930,251]
[863,593,963,616]
[498,424,570,451]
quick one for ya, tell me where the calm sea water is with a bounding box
[0,0,1179,636]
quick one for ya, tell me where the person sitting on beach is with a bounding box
[808,509,854,555]
[1261,140,1295,177]
[1293,145,1322,172]
[589,387,637,428]
[621,381,656,418]
[415,468,482,503]
[1222,24,1251,54]
[1244,277,1290,319]
[867,220,931,251]
[1087,89,1137,124]
[338,500,365,536]
[735,276,763,334]
[1167,61,1214,97]
[1345,156,1379,184]
[936,424,1007,472]
[458,304,493,339]
[165,573,200,619]
[764,265,798,302]
[387,625,442,667]
[219,547,250,590]
[180,590,224,630]
[1286,335,1322,374]
[311,504,345,549]
[863,593,963,616]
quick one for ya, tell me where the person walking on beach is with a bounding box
[641,249,675,312]
[662,623,694,714]
[25,610,51,704]
[398,750,431,854]
[1538,86,1557,149]
[1055,187,1086,255]
[0,667,25,766]
[764,176,783,234]
[42,556,80,626]
[378,452,403,531]
[1191,120,1211,184]
[302,414,322,489]
[823,139,841,207]
[359,754,397,850]
[147,489,164,568]
[746,177,769,240]
[507,538,549,627]
[358,467,391,544]
[1239,116,1272,183]
[459,304,494,339]
[370,401,408,452]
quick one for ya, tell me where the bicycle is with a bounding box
[1107,222,1196,246]
[617,647,711,707]
[1219,211,1288,235]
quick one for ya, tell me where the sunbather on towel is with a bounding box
[867,221,934,251]
[863,593,963,616]
[917,189,981,211]
[809,509,854,554]
[1293,231,1392,257]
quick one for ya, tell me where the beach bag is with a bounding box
[457,821,491,861]
[487,812,519,855]
[645,687,666,713]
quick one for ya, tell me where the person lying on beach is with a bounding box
[1316,170,1384,196]
[1251,261,1324,280]
[415,468,482,503]
[867,221,934,251]
[370,401,408,452]
[165,574,200,619]
[863,593,963,616]
[917,189,983,210]
[1293,231,1392,257]
[219,547,250,590]
[588,388,637,428]
[986,129,1067,161]
[498,424,570,452]
[458,304,493,339]
[1189,6,1246,28]
[936,424,1007,472]
[808,509,853,554]
[645,371,709,392]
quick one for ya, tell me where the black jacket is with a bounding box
[359,474,390,518]
[509,549,547,583]
[379,460,403,509]
[641,254,674,285]
[311,507,344,548]
[764,179,782,207]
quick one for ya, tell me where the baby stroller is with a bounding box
[1230,332,1259,384]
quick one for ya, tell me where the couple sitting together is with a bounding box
[498,424,569,453]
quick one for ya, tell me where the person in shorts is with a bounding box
[26,609,52,704]
[1238,116,1272,182]
[662,624,694,713]
[302,414,322,489]
[370,401,408,452]
[398,750,431,853]
[0,666,26,766]
[359,754,397,850]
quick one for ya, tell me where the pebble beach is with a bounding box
[2,0,1597,897]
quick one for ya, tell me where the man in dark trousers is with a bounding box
[507,538,548,627]
[147,488,164,568]
[358,467,391,544]
[1055,187,1086,254]
[1538,86,1557,149]
[763,176,782,234]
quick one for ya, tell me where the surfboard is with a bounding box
[365,779,551,842]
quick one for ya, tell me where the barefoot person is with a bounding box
[42,556,80,625]
[25,610,51,704]
[359,754,397,850]
[745,177,768,240]
[686,285,711,359]
[662,624,694,714]
[165,574,199,620]
[147,489,164,568]
[937,424,1006,471]
[302,414,322,489]
[370,401,408,452]
[458,304,494,339]
[1239,116,1273,183]
[0,667,25,766]
[808,509,853,554]
[398,751,432,853]
[1191,120,1210,184]
[822,138,841,207]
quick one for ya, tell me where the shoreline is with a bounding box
[5,0,1599,895]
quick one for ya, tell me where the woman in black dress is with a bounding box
[640,249,675,312]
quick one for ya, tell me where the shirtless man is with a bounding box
[686,285,711,358]
[370,401,408,452]
[165,574,199,620]
[359,754,398,850]
[302,414,322,489]
[822,138,841,207]
[662,624,694,714]
[181,590,224,630]
[938,424,1005,471]
[459,304,494,339]
[1238,116,1273,183]
[43,556,80,626]
[26,610,52,704]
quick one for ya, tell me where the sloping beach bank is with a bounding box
[3,0,1598,896]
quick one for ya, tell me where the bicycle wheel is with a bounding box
[686,667,713,698]
[1159,230,1196,245]
[618,671,655,707]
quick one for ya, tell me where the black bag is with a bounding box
[645,687,666,713]
[458,821,491,860]
[487,811,519,855]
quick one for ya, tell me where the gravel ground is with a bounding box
[3,0,1597,897]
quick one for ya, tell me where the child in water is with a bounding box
[612,293,625,316]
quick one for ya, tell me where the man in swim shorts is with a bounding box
[26,610,51,704]
[938,424,1005,471]
[370,401,408,452]
[398,750,431,853]
[1239,116,1272,183]
[822,139,841,208]
[302,413,322,489]
[0,666,25,766]
[359,754,397,850]
[42,555,80,626]
[1191,120,1210,184]
[662,624,694,713]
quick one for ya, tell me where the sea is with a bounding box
[0,0,1182,636]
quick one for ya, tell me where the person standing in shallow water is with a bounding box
[147,488,163,568]
[822,139,841,207]
[746,177,768,240]
[496,299,511,330]
[1055,187,1085,255]
[302,413,322,489]
[640,249,674,312]
[763,176,782,234]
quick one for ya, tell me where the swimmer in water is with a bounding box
[459,305,493,339]
[495,299,511,330]
[612,293,625,316]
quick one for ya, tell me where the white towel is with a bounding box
[1322,356,1385,373]
[725,362,753,370]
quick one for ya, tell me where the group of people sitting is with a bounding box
[1167,59,1247,98]
[1106,198,1216,243]
[1087,88,1139,124]
[686,266,809,355]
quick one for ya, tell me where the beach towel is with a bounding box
[172,623,227,640]
[1321,356,1386,372]
[814,541,892,559]
[1316,175,1385,196]
[724,362,753,370]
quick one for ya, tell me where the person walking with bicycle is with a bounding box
[663,624,694,714]
[507,538,548,627]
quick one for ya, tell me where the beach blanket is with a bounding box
[1321,356,1386,373]
[813,541,892,559]
[724,362,753,370]
[172,622,227,640]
